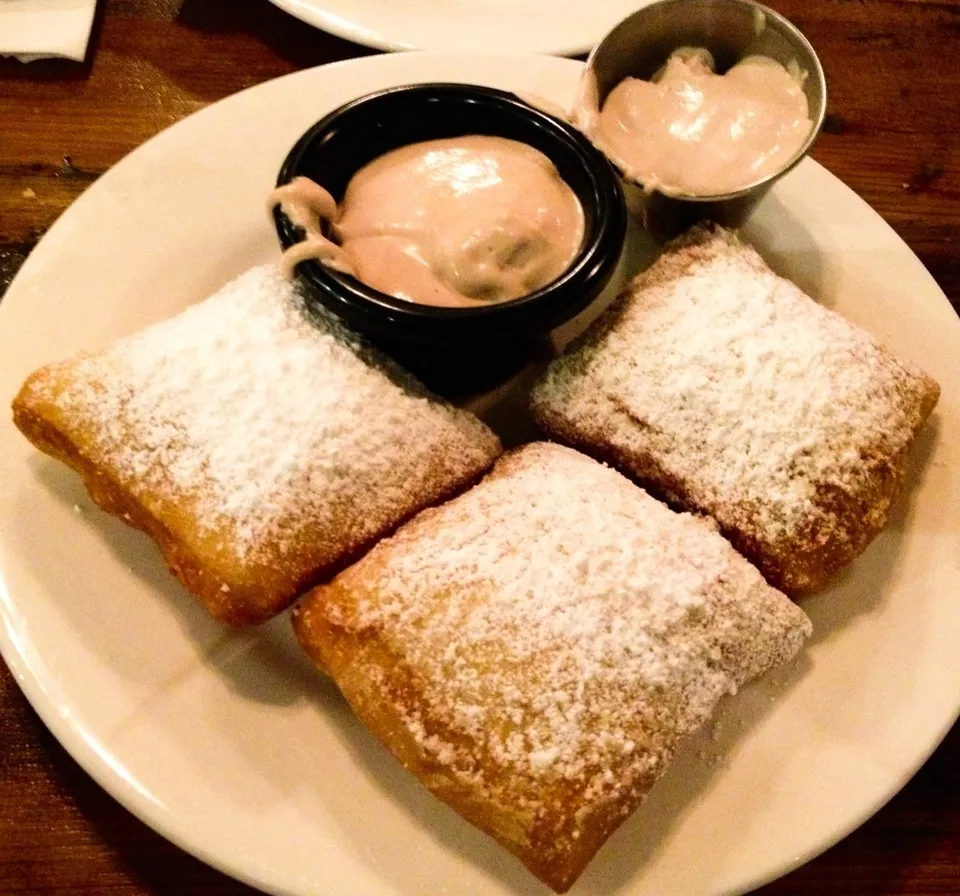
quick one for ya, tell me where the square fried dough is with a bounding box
[293,442,811,892]
[13,266,501,625]
[532,224,940,592]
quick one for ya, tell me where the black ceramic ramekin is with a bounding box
[273,83,626,394]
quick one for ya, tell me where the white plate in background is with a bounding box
[266,0,651,55]
[0,52,958,896]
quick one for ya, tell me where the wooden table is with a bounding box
[1,1,957,893]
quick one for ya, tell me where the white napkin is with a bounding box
[0,0,98,62]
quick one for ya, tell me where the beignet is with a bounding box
[531,223,940,592]
[294,442,811,892]
[13,265,501,625]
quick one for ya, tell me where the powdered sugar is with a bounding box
[344,443,810,811]
[40,265,500,569]
[532,224,939,585]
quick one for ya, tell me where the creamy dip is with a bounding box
[271,136,584,308]
[598,48,812,196]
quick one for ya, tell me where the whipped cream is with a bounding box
[596,48,812,196]
[271,136,584,308]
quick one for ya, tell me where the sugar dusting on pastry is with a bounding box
[532,224,939,589]
[30,266,501,565]
[329,443,810,804]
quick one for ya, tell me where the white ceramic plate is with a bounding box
[266,0,651,55]
[1,52,958,896]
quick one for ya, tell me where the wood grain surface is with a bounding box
[0,1,957,894]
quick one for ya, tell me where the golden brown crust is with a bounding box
[14,379,297,625]
[14,383,496,625]
[15,386,303,625]
[531,223,941,594]
[295,595,601,891]
[296,588,639,891]
[12,266,502,626]
[294,443,811,891]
